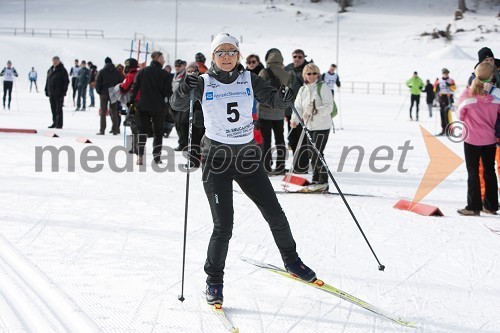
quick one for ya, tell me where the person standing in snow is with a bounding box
[44,56,69,128]
[434,68,456,135]
[456,62,499,216]
[88,61,97,107]
[258,48,291,175]
[179,32,317,305]
[95,57,122,135]
[1,60,18,110]
[285,49,311,174]
[69,59,81,106]
[76,60,90,111]
[28,67,38,93]
[423,79,434,118]
[321,64,341,97]
[406,71,424,121]
[291,63,334,192]
[131,51,172,165]
[171,59,189,151]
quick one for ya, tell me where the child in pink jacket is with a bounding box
[456,62,500,216]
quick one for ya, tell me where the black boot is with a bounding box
[206,283,223,305]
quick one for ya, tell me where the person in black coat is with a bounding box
[95,57,122,135]
[131,51,173,165]
[44,56,69,128]
[423,79,435,118]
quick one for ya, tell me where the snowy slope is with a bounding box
[1,0,500,332]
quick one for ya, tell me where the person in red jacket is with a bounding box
[120,58,140,154]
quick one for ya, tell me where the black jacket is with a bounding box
[424,83,435,104]
[45,63,69,98]
[132,61,172,112]
[95,63,122,97]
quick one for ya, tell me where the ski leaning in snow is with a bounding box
[209,303,239,333]
[241,257,417,328]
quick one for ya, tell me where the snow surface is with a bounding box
[0,0,499,332]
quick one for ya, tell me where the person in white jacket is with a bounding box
[291,63,334,191]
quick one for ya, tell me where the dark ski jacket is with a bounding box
[131,61,172,112]
[44,63,69,98]
[179,63,291,158]
[424,83,435,104]
[77,67,90,87]
[95,63,122,97]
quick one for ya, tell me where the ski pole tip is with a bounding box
[178,295,185,302]
[378,264,385,271]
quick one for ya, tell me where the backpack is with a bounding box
[316,81,338,118]
[265,68,282,89]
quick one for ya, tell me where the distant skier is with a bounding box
[434,68,456,135]
[28,67,38,93]
[179,32,317,305]
[321,64,341,97]
[1,60,18,110]
[69,59,80,105]
[406,71,424,121]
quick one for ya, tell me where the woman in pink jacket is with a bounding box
[456,62,500,216]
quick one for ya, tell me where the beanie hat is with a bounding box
[124,58,138,68]
[210,33,240,54]
[442,68,449,74]
[187,62,199,71]
[105,57,112,64]
[478,47,494,63]
[265,48,281,62]
[195,52,206,63]
[174,59,186,66]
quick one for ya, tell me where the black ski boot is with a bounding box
[285,257,317,282]
[206,283,224,305]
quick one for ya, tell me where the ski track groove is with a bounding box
[266,283,294,331]
[251,293,265,333]
[148,297,163,333]
[0,235,100,332]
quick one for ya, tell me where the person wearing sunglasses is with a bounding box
[285,49,311,174]
[245,54,264,75]
[180,32,317,306]
[456,61,499,216]
[291,63,334,192]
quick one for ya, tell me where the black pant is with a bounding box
[287,123,310,173]
[438,95,453,132]
[30,80,38,92]
[137,109,166,160]
[464,142,498,212]
[77,85,87,108]
[173,110,189,147]
[3,81,13,108]
[202,152,298,284]
[310,130,330,184]
[49,96,64,128]
[260,119,286,173]
[99,94,118,134]
[409,94,420,118]
[71,78,78,101]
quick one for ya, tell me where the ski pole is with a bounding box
[284,117,309,190]
[394,94,409,121]
[178,89,195,302]
[290,104,386,271]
